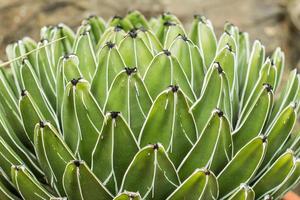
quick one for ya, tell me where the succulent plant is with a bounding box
[0,10,300,200]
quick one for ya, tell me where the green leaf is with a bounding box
[11,165,54,200]
[210,113,233,174]
[260,104,296,170]
[252,150,295,199]
[190,63,224,133]
[169,34,206,96]
[189,15,217,68]
[20,59,58,128]
[109,16,134,32]
[113,192,141,200]
[240,40,265,107]
[62,79,104,165]
[36,40,56,107]
[177,109,224,179]
[73,32,97,81]
[215,45,235,90]
[233,84,273,152]
[120,144,179,200]
[139,86,197,167]
[6,41,28,93]
[83,15,106,44]
[272,158,300,199]
[92,112,139,194]
[118,30,153,76]
[125,11,149,29]
[270,69,300,121]
[138,28,163,55]
[0,108,41,177]
[239,59,276,117]
[167,169,218,200]
[62,160,113,200]
[271,47,285,90]
[143,51,196,101]
[91,42,125,107]
[0,169,21,200]
[217,136,267,198]
[0,137,23,177]
[97,26,127,49]
[154,16,185,49]
[237,32,250,92]
[217,32,237,54]
[49,26,67,70]
[227,184,255,200]
[34,121,75,195]
[19,90,44,143]
[104,68,152,137]
[56,54,82,117]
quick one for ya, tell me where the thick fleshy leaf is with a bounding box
[0,107,41,177]
[143,51,196,101]
[34,121,75,195]
[19,90,44,143]
[120,144,180,200]
[0,168,21,200]
[271,47,285,90]
[167,169,218,200]
[227,184,255,200]
[210,113,233,174]
[20,59,58,128]
[178,109,225,180]
[239,59,276,117]
[91,42,125,107]
[0,137,23,177]
[11,165,54,200]
[62,79,104,165]
[104,68,152,137]
[260,104,296,170]
[0,72,28,148]
[169,34,205,96]
[56,54,82,116]
[73,32,97,81]
[154,17,185,49]
[240,40,265,106]
[125,11,149,29]
[272,158,300,199]
[237,32,250,92]
[109,16,134,32]
[82,15,106,44]
[119,29,153,76]
[36,39,56,106]
[215,45,235,90]
[190,63,224,133]
[252,150,295,199]
[233,84,273,152]
[189,15,217,68]
[270,69,300,121]
[92,112,139,194]
[217,136,267,198]
[97,26,127,48]
[138,28,162,55]
[139,86,197,167]
[113,191,141,200]
[62,160,113,200]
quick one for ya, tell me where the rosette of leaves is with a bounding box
[0,11,299,200]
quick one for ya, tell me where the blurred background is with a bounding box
[0,0,300,196]
[1,0,300,71]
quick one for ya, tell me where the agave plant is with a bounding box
[0,10,300,200]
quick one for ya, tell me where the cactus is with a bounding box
[0,11,300,200]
